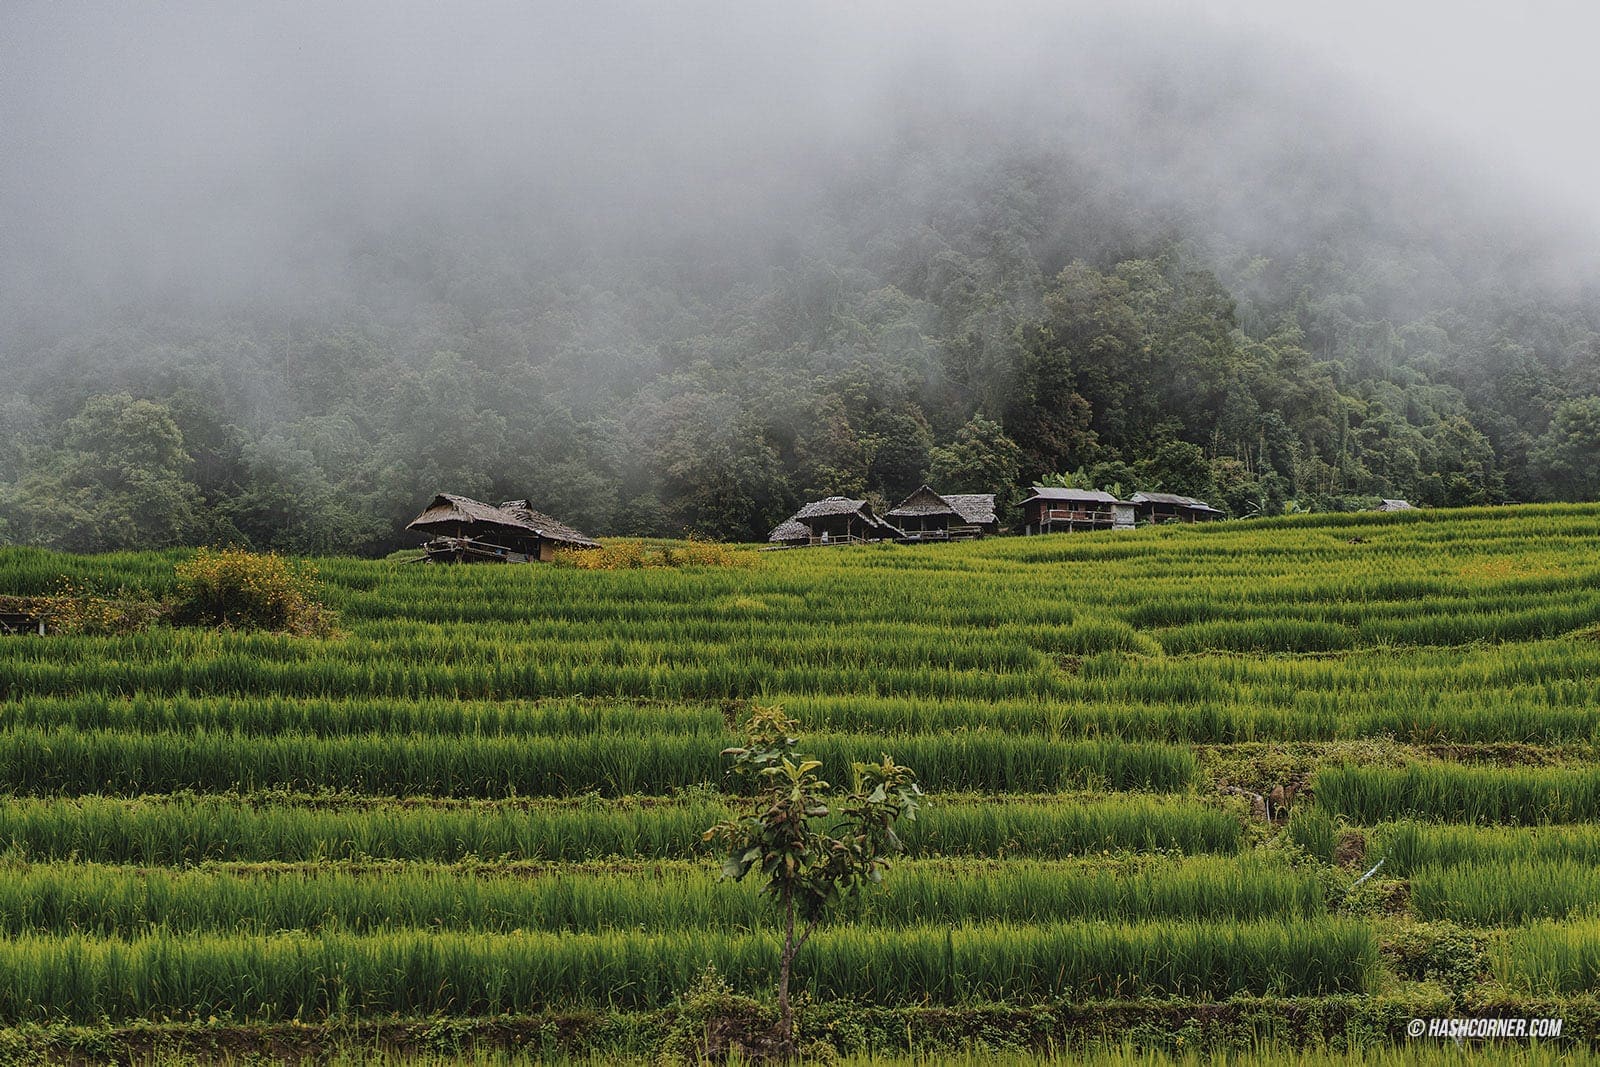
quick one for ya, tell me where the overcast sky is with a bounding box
[4,1,1600,309]
[1196,0,1600,230]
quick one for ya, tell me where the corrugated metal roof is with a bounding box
[1131,492,1223,512]
[1021,487,1124,505]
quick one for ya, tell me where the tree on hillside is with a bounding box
[1005,320,1099,482]
[927,415,1022,499]
[1136,432,1217,502]
[0,394,205,551]
[1531,396,1600,501]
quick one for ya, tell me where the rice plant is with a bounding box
[0,856,1314,940]
[1316,764,1600,825]
[0,793,1244,865]
[0,920,1378,1023]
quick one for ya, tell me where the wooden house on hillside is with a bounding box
[1131,492,1224,524]
[1376,498,1414,512]
[407,493,600,563]
[886,485,998,540]
[1019,487,1136,534]
[768,497,902,547]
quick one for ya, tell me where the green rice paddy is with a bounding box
[2,503,1600,1061]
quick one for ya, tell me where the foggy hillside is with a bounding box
[3,3,1599,551]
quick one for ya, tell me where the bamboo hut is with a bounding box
[406,494,599,562]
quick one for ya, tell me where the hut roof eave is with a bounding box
[769,519,809,542]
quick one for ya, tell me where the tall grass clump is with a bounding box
[1500,921,1600,993]
[1412,861,1600,924]
[0,794,1243,865]
[1317,764,1600,825]
[1379,822,1600,875]
[0,856,1322,937]
[1285,807,1338,863]
[0,728,1198,798]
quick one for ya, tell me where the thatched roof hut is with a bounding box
[406,493,599,562]
[886,485,998,538]
[771,496,902,546]
[768,518,810,546]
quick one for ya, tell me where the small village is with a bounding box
[402,484,1289,562]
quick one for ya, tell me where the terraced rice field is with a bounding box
[1,503,1599,1061]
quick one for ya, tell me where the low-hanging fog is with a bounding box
[3,2,1599,551]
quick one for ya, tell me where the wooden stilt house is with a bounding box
[886,485,998,540]
[406,494,600,562]
[1018,487,1136,534]
[769,497,903,547]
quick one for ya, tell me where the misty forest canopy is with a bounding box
[3,8,1600,553]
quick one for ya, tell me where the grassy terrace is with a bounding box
[0,504,1599,1060]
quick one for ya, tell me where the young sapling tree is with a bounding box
[702,706,921,1052]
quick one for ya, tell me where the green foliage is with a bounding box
[0,394,206,551]
[706,707,920,916]
[1285,807,1338,864]
[1531,395,1600,500]
[704,706,921,1045]
[659,964,774,1065]
[1383,921,1490,993]
[927,416,1023,499]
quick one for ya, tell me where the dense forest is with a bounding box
[3,13,1600,553]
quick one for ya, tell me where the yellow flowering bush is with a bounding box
[172,549,336,635]
[554,538,756,570]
